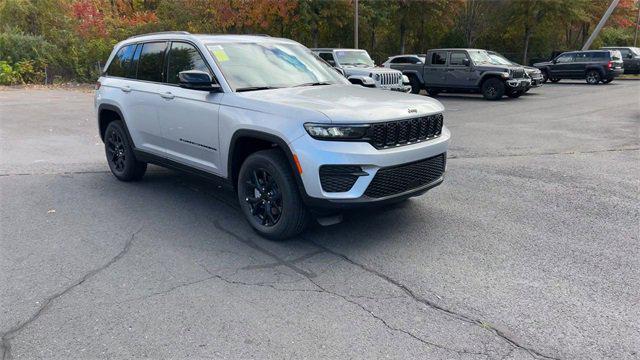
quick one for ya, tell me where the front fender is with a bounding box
[476,71,508,87]
[401,70,424,86]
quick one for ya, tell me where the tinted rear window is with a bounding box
[137,42,168,82]
[106,45,136,78]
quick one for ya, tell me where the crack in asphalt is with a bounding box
[448,147,639,160]
[0,227,143,360]
[306,240,561,360]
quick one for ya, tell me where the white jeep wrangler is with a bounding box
[96,32,450,239]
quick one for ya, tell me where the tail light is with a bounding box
[607,61,613,69]
[95,81,101,90]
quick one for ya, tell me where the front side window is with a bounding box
[166,42,210,84]
[137,42,168,82]
[556,53,574,63]
[450,51,470,66]
[106,44,136,78]
[431,51,447,65]
[334,50,374,67]
[206,42,348,91]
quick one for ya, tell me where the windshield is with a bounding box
[631,47,640,56]
[467,50,494,65]
[334,50,374,67]
[488,53,513,66]
[206,42,348,91]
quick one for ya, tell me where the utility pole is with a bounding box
[582,0,620,50]
[354,0,359,49]
[634,1,639,47]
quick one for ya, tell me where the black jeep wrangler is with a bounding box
[388,48,531,100]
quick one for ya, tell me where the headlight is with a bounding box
[304,123,370,140]
[402,75,410,84]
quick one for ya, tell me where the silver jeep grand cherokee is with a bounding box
[95,32,450,239]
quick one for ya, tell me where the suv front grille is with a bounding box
[364,153,446,198]
[368,114,443,149]
[319,165,365,192]
[510,69,526,78]
[378,72,402,86]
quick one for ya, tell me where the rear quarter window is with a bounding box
[106,44,136,78]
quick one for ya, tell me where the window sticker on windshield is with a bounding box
[209,45,230,62]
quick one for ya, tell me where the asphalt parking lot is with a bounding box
[1,81,639,360]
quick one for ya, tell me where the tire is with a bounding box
[481,78,505,100]
[507,90,523,98]
[541,70,549,83]
[237,149,309,240]
[549,77,560,83]
[426,88,440,96]
[409,75,421,94]
[104,120,147,181]
[585,70,601,85]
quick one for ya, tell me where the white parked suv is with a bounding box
[95,32,450,239]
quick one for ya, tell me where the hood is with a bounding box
[475,64,523,72]
[341,66,401,77]
[533,61,552,67]
[234,84,444,123]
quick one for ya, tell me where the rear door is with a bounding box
[446,50,473,88]
[571,52,590,78]
[424,51,447,86]
[125,41,168,156]
[155,41,222,174]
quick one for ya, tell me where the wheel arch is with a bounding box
[478,73,505,87]
[402,70,424,86]
[228,130,307,196]
[98,104,135,146]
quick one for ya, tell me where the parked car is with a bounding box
[96,32,450,240]
[388,48,531,100]
[487,51,543,91]
[601,46,640,74]
[382,54,426,68]
[311,48,411,92]
[533,50,624,84]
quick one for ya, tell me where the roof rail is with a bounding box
[128,31,191,39]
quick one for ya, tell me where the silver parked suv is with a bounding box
[95,32,450,239]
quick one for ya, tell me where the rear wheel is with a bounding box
[481,78,505,100]
[586,70,601,84]
[104,120,147,181]
[409,75,421,94]
[237,149,309,240]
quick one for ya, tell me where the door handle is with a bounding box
[120,86,131,93]
[160,92,174,99]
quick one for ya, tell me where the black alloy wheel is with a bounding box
[243,168,283,227]
[586,70,601,85]
[104,120,147,181]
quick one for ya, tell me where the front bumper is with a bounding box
[290,126,451,208]
[506,78,531,90]
[529,76,543,87]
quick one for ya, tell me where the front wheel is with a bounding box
[586,70,601,84]
[104,120,147,181]
[481,78,505,100]
[507,90,523,98]
[237,149,309,240]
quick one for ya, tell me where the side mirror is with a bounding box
[552,59,557,64]
[178,70,220,91]
[462,58,470,66]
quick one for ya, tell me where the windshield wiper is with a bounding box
[235,86,281,92]
[293,81,333,87]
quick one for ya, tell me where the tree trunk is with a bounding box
[399,22,406,54]
[312,20,319,48]
[522,27,531,65]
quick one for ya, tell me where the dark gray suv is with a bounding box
[388,48,531,100]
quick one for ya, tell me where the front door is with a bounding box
[156,41,222,174]
[446,51,473,88]
[550,53,575,78]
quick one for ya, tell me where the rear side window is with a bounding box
[166,42,210,84]
[431,51,447,65]
[574,53,590,62]
[106,45,136,77]
[137,42,168,82]
[591,52,608,60]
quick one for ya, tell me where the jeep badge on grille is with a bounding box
[408,108,418,114]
